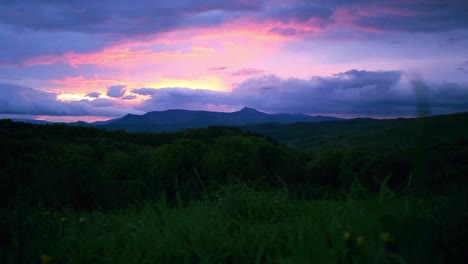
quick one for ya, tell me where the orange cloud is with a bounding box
[49,76,126,96]
[37,18,329,96]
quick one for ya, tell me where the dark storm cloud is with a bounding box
[136,70,468,117]
[0,82,132,116]
[106,85,126,98]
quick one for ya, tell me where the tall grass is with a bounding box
[4,182,466,264]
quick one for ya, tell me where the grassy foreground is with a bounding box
[4,184,467,264]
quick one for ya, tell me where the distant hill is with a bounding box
[242,112,468,151]
[102,107,343,132]
[9,118,53,125]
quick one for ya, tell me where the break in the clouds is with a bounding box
[0,0,467,121]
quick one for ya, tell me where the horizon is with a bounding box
[2,106,466,124]
[1,0,468,122]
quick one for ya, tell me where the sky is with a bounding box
[0,0,467,122]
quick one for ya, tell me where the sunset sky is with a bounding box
[0,0,467,122]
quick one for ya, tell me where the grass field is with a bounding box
[5,183,467,264]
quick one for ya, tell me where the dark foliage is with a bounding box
[1,112,466,210]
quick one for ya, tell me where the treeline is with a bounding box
[1,119,466,210]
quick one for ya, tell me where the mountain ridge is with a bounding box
[104,107,343,132]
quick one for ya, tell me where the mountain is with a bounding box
[7,118,53,125]
[103,107,343,132]
[242,112,468,151]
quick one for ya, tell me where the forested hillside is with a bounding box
[1,114,467,263]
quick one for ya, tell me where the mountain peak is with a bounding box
[238,107,262,113]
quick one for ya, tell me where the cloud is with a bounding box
[122,95,137,100]
[132,88,158,95]
[0,1,262,36]
[136,70,468,117]
[0,24,110,65]
[136,87,226,111]
[351,1,468,33]
[0,82,139,116]
[263,0,468,34]
[106,85,126,98]
[268,27,298,36]
[86,98,116,108]
[457,61,468,74]
[2,69,467,118]
[207,66,229,71]
[230,68,266,77]
[86,92,100,98]
[0,1,261,65]
[0,0,466,66]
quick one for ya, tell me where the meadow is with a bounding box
[1,114,467,263]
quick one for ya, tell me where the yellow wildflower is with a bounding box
[380,232,392,242]
[343,232,351,240]
[41,254,52,264]
[356,236,365,246]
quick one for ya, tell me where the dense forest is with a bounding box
[1,113,467,263]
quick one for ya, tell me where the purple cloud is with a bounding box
[87,92,100,98]
[230,68,266,77]
[0,0,466,66]
[132,88,158,95]
[0,1,262,36]
[207,66,229,71]
[86,98,116,108]
[268,27,298,36]
[262,4,333,26]
[457,61,468,74]
[0,82,136,116]
[136,87,226,111]
[136,70,468,117]
[122,95,137,100]
[107,85,126,98]
[1,69,467,118]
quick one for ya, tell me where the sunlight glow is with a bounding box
[144,76,229,91]
[57,93,96,101]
